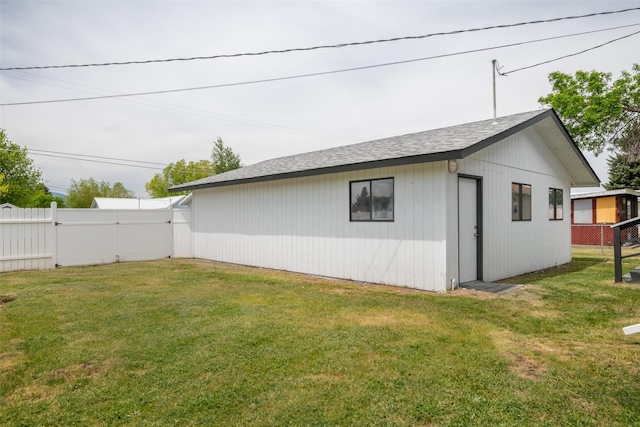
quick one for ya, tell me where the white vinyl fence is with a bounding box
[1,203,192,273]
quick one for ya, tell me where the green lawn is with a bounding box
[1,249,640,426]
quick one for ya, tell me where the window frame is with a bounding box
[512,182,532,222]
[349,177,394,222]
[548,188,563,221]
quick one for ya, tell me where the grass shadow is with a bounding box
[499,256,608,285]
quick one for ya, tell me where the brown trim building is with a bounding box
[571,189,640,246]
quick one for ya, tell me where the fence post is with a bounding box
[170,206,175,259]
[614,225,622,283]
[51,201,57,269]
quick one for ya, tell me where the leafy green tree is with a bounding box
[0,129,46,207]
[29,184,66,208]
[146,159,214,198]
[538,64,639,158]
[67,177,135,208]
[211,137,242,174]
[0,173,7,196]
[110,182,135,198]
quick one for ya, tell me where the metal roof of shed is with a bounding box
[571,189,640,200]
[171,109,599,192]
[90,196,186,209]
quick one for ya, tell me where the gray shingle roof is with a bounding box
[171,109,596,191]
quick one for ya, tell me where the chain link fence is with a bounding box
[572,223,640,250]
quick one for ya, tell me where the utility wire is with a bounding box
[3,23,638,107]
[0,147,165,170]
[500,28,640,75]
[1,7,639,71]
[26,148,168,166]
[28,152,165,170]
[2,72,357,142]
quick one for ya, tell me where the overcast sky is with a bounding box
[1,0,639,197]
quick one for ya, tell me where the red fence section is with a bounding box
[572,224,639,246]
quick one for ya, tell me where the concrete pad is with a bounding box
[459,280,523,294]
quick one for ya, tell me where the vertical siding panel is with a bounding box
[335,174,343,279]
[391,169,403,287]
[401,167,411,287]
[355,170,364,282]
[432,164,448,292]
[306,176,314,274]
[286,179,294,271]
[293,178,302,273]
[314,175,322,275]
[345,172,354,281]
[413,163,426,290]
[328,174,337,278]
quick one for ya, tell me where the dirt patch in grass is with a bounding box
[5,385,59,406]
[446,288,499,300]
[507,353,545,380]
[0,350,24,372]
[48,361,103,382]
[6,359,112,406]
[0,294,16,305]
[489,329,572,380]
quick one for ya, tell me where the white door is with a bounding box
[459,177,478,283]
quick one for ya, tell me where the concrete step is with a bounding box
[623,267,640,282]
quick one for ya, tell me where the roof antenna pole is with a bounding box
[492,59,498,125]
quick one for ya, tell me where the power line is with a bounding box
[2,72,357,143]
[47,185,70,192]
[2,23,638,107]
[27,148,167,166]
[2,7,639,71]
[28,152,165,170]
[500,28,640,75]
[0,147,165,170]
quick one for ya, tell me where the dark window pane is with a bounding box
[556,189,563,220]
[512,183,520,221]
[350,181,371,221]
[372,178,394,220]
[522,185,532,220]
[549,188,555,220]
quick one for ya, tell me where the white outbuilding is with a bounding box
[171,109,599,292]
[90,195,187,209]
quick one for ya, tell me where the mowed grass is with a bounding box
[2,249,640,426]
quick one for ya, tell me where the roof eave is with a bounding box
[169,109,600,192]
[169,150,464,192]
[547,111,600,187]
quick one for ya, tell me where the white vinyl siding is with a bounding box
[191,123,576,291]
[458,125,572,282]
[192,163,449,292]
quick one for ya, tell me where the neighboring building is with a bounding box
[0,203,18,209]
[177,193,193,208]
[171,109,599,292]
[90,196,187,210]
[571,189,640,246]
